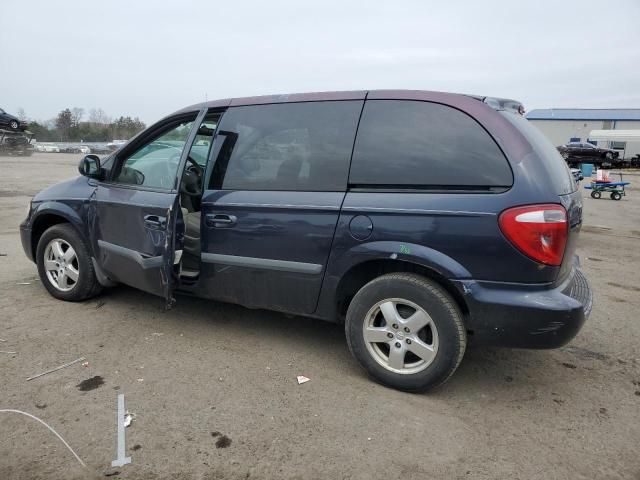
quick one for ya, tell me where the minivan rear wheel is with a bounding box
[345,273,466,392]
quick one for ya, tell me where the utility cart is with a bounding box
[585,179,630,200]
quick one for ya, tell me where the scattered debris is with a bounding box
[77,376,105,392]
[0,253,7,256]
[505,376,514,383]
[130,444,141,451]
[215,435,232,449]
[635,391,640,397]
[104,470,120,477]
[137,378,144,382]
[211,431,221,437]
[561,362,577,369]
[35,403,47,409]
[599,407,608,416]
[553,398,565,405]
[296,375,310,385]
[82,361,89,367]
[0,409,86,468]
[95,300,106,309]
[151,332,164,336]
[16,282,31,285]
[367,437,372,441]
[0,338,6,342]
[0,350,17,354]
[112,394,132,468]
[124,412,135,428]
[27,356,86,381]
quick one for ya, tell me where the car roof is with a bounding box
[170,89,513,116]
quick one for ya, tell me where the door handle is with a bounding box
[206,213,237,227]
[144,215,166,230]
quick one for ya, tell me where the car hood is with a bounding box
[33,176,94,202]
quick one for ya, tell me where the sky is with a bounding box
[2,0,639,124]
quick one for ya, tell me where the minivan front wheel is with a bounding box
[36,224,102,301]
[345,273,466,392]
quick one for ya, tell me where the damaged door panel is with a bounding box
[91,113,203,303]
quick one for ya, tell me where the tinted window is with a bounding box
[501,112,576,194]
[114,119,194,189]
[209,101,362,191]
[350,100,512,187]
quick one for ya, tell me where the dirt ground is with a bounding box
[0,153,639,480]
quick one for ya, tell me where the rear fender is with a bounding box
[341,241,472,279]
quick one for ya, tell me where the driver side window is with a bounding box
[113,120,194,189]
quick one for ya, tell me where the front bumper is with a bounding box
[454,262,592,349]
[20,219,34,262]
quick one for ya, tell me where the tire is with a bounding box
[9,120,19,130]
[36,223,102,301]
[345,273,466,392]
[611,191,622,201]
[591,191,601,199]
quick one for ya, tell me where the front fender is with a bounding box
[27,200,90,260]
[32,201,84,230]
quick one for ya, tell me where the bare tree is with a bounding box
[71,107,84,127]
[88,107,109,124]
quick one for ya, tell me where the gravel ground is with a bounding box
[0,153,639,480]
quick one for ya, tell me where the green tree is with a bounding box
[55,109,73,141]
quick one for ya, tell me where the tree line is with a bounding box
[16,107,146,142]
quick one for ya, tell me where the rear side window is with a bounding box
[500,112,576,195]
[209,101,362,191]
[349,100,513,188]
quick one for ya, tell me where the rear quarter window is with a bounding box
[501,112,576,195]
[349,100,513,189]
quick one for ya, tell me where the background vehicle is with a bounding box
[0,107,27,131]
[570,168,584,182]
[0,129,34,156]
[34,143,61,153]
[557,142,620,166]
[20,90,592,392]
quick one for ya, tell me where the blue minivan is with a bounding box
[20,90,592,391]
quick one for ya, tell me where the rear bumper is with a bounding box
[453,261,592,349]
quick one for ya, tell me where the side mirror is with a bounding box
[78,154,102,179]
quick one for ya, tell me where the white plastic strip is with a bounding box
[0,409,86,468]
[111,394,131,467]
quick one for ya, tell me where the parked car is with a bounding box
[66,145,91,154]
[87,144,113,154]
[34,143,61,153]
[557,142,620,166]
[0,108,28,131]
[19,90,592,391]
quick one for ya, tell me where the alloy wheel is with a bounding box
[363,298,439,374]
[43,238,79,292]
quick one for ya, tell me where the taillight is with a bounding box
[499,204,568,266]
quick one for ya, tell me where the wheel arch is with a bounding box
[334,258,470,325]
[30,204,84,260]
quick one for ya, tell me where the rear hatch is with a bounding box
[500,111,582,282]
